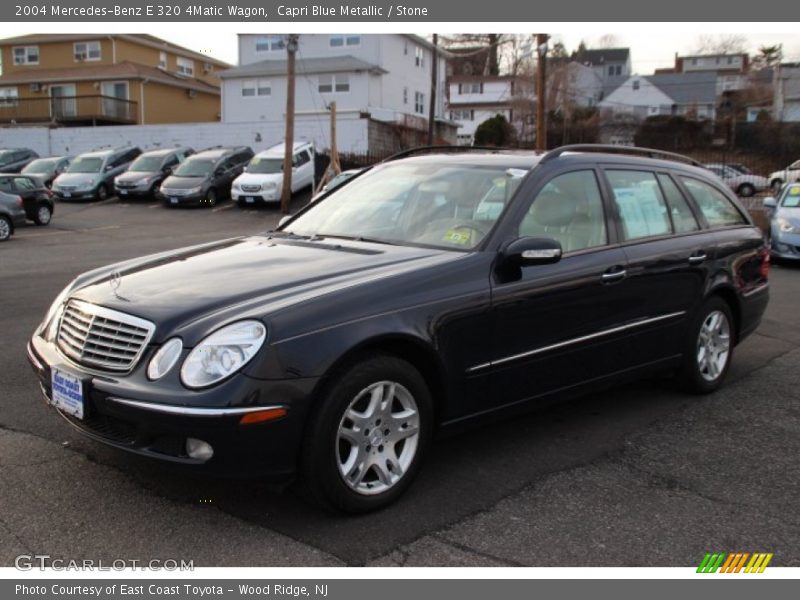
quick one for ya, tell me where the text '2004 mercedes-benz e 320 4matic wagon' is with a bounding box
[28,145,770,513]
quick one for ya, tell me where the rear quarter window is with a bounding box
[680,177,747,228]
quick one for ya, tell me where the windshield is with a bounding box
[781,184,800,207]
[174,158,214,177]
[283,162,527,250]
[129,156,164,172]
[68,156,103,173]
[23,158,58,173]
[247,157,283,174]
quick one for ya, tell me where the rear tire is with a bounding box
[301,355,432,513]
[0,216,11,241]
[675,297,734,394]
[34,203,52,226]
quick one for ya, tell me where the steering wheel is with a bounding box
[448,222,489,238]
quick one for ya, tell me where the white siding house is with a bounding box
[220,34,449,153]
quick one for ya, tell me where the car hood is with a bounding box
[774,207,800,223]
[55,172,99,186]
[234,172,282,186]
[161,175,208,189]
[70,236,455,343]
[117,171,159,183]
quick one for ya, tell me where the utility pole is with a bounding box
[314,101,341,195]
[427,33,438,145]
[280,34,299,214]
[535,33,549,151]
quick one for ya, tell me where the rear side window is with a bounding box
[606,170,671,240]
[13,177,36,191]
[0,178,12,192]
[657,174,699,233]
[680,177,747,228]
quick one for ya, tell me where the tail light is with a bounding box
[14,195,23,207]
[759,248,770,280]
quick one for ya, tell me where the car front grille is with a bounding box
[241,184,261,193]
[57,185,77,192]
[160,187,193,196]
[56,299,155,372]
[116,180,137,188]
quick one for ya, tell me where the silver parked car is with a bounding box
[764,183,800,260]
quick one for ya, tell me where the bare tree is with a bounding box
[595,34,620,49]
[693,34,748,55]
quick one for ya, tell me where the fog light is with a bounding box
[185,438,214,461]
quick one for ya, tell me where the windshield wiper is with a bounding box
[312,233,397,246]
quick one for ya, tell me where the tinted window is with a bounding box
[13,176,36,191]
[518,170,607,252]
[658,174,699,233]
[607,170,671,240]
[680,177,747,228]
[0,178,12,192]
[234,151,253,164]
[294,150,311,166]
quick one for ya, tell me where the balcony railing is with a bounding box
[0,94,138,125]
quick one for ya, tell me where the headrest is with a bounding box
[530,191,574,227]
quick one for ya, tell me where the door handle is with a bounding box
[601,267,627,283]
[688,253,707,265]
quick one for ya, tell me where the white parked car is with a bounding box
[231,142,315,206]
[768,159,800,192]
[704,164,769,197]
[310,168,364,202]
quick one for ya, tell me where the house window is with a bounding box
[414,91,425,114]
[330,35,361,47]
[415,46,424,68]
[450,109,474,121]
[403,87,408,105]
[74,41,101,62]
[255,35,285,52]
[242,79,272,97]
[158,51,167,69]
[632,80,640,91]
[176,57,194,76]
[13,46,39,65]
[727,56,734,65]
[318,74,350,93]
[0,87,19,107]
[608,65,614,76]
[404,40,409,55]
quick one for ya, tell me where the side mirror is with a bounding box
[278,215,292,228]
[503,237,562,266]
[214,168,224,177]
[163,166,173,175]
[763,196,777,210]
[104,165,113,172]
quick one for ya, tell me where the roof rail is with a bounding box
[381,145,519,163]
[540,144,704,168]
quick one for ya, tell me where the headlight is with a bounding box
[263,181,277,190]
[776,218,799,233]
[39,282,73,340]
[189,186,203,194]
[147,338,184,380]
[180,320,267,389]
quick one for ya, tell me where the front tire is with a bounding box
[96,184,109,201]
[301,355,432,513]
[737,183,755,197]
[205,188,217,207]
[676,297,734,394]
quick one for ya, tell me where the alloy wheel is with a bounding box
[336,380,420,496]
[696,310,731,382]
[0,217,10,241]
[37,205,52,225]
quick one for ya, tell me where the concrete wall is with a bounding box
[0,116,370,156]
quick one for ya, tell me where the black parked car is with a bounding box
[0,148,39,173]
[22,156,72,188]
[0,174,54,226]
[115,147,194,198]
[0,190,27,241]
[28,145,769,513]
[157,146,254,207]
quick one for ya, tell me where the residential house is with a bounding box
[655,52,750,95]
[446,75,534,145]
[220,34,454,153]
[573,48,631,85]
[746,64,800,122]
[598,72,718,144]
[0,34,228,126]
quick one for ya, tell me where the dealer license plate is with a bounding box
[51,368,84,420]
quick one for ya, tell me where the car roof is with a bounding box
[192,147,246,159]
[139,147,186,157]
[260,141,313,157]
[79,146,136,158]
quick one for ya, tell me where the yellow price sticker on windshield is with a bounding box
[789,185,800,195]
[443,229,471,245]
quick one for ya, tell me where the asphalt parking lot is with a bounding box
[1,193,799,567]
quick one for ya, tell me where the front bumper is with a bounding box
[232,190,280,204]
[116,183,155,198]
[53,189,97,201]
[27,334,319,478]
[157,190,212,207]
[769,230,800,259]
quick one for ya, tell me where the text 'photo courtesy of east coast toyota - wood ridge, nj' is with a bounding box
[0,0,799,596]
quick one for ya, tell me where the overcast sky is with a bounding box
[3,31,799,75]
[157,31,800,75]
